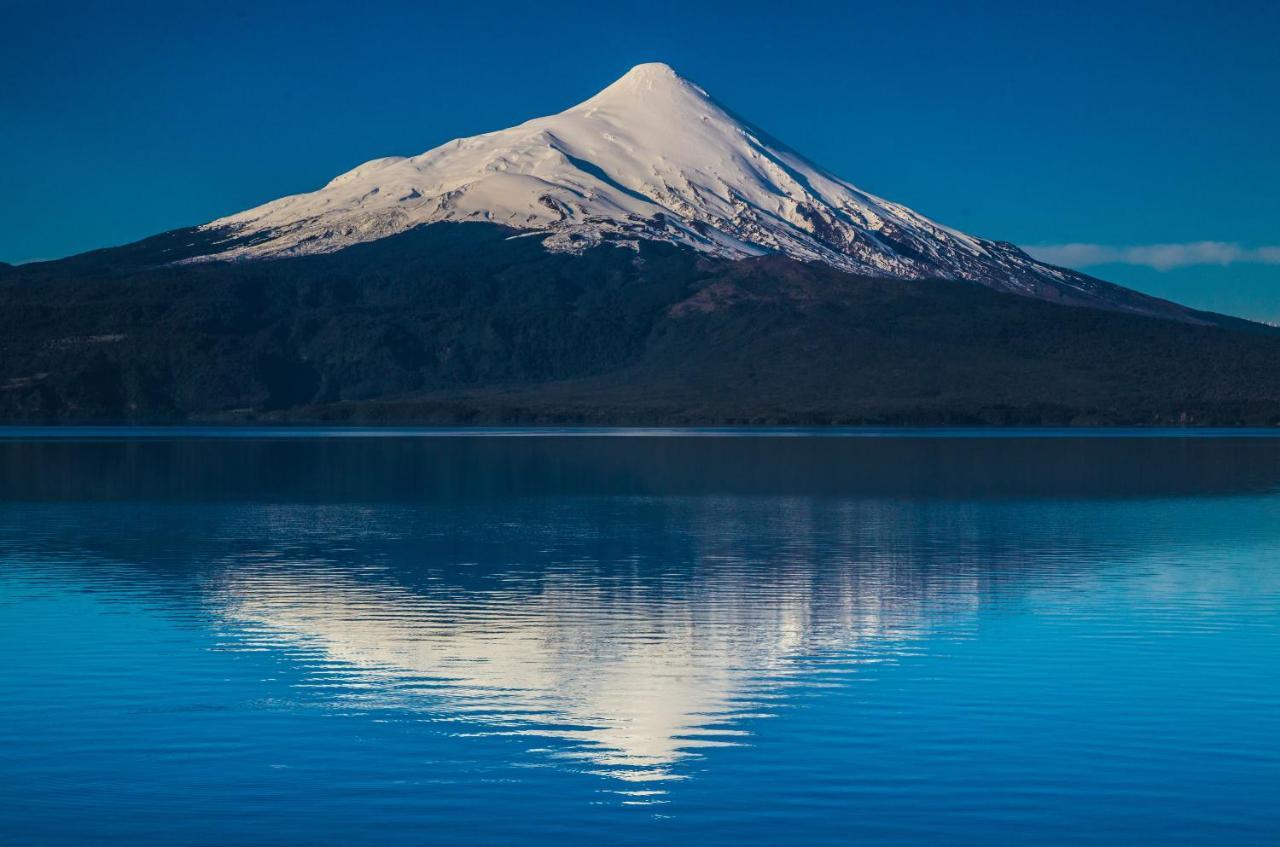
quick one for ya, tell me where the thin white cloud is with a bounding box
[1025,241,1280,272]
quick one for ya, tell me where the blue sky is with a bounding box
[3,0,1277,320]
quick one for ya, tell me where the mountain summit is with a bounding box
[196,64,1178,318]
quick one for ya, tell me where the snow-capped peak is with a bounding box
[584,61,693,97]
[191,63,1139,307]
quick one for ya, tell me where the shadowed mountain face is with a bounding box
[1,223,1278,425]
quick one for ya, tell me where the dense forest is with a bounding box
[2,224,1278,426]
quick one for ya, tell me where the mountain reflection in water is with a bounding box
[207,501,980,785]
[2,431,1279,844]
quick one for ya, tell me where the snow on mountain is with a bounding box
[190,63,1152,308]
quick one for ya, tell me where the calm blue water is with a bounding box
[1,430,1278,845]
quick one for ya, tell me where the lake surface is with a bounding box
[1,429,1278,845]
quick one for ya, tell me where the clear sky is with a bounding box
[3,0,1277,321]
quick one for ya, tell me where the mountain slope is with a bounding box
[2,225,1278,425]
[191,63,1193,322]
[3,64,1276,426]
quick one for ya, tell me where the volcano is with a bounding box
[1,64,1277,425]
[193,63,1194,320]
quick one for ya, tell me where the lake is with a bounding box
[1,429,1278,845]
